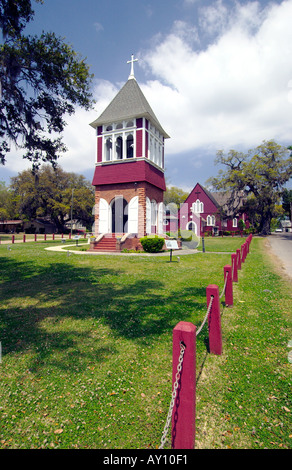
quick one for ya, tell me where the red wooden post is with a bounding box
[246,238,249,253]
[241,243,245,263]
[34,233,37,242]
[172,321,196,449]
[206,285,222,355]
[231,253,238,282]
[12,235,15,244]
[244,242,247,260]
[23,234,26,243]
[44,233,46,241]
[236,248,241,270]
[224,265,233,306]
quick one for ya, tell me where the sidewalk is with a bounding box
[45,243,198,256]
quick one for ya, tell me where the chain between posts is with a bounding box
[159,341,186,449]
[160,294,215,448]
[196,295,214,337]
[219,271,228,299]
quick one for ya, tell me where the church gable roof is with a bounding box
[89,78,169,138]
[185,183,220,209]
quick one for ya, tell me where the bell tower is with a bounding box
[90,55,170,250]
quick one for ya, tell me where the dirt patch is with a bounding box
[263,238,292,285]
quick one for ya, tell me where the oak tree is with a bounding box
[10,165,95,231]
[0,0,94,169]
[208,140,292,235]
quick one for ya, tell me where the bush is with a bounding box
[179,230,200,249]
[140,235,165,253]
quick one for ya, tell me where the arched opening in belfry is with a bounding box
[111,197,128,233]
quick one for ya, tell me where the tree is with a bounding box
[10,165,95,231]
[164,185,189,208]
[208,140,292,235]
[0,0,94,169]
[282,188,292,222]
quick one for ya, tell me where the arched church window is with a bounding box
[106,125,112,131]
[116,123,123,129]
[193,199,204,213]
[126,121,134,128]
[105,137,112,161]
[207,215,215,226]
[126,134,134,158]
[116,136,123,159]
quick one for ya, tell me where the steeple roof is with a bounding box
[89,78,170,138]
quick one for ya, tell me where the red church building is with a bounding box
[89,56,170,251]
[179,182,249,237]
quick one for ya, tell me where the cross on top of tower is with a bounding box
[127,54,138,80]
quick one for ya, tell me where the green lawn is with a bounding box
[0,237,290,449]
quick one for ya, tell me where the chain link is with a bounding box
[159,341,186,449]
[196,295,214,336]
[219,271,229,299]
[159,293,215,447]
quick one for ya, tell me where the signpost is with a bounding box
[165,240,179,262]
[73,235,81,246]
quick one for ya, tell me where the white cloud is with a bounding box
[142,0,292,155]
[94,22,104,33]
[59,80,118,173]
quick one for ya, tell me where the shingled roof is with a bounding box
[89,78,170,138]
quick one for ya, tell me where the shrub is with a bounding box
[140,235,165,253]
[179,230,200,249]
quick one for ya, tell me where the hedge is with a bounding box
[140,236,165,253]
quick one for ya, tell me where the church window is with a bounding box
[233,218,238,228]
[155,142,159,165]
[193,199,204,213]
[207,215,215,226]
[116,136,123,159]
[126,121,134,128]
[158,145,162,167]
[126,134,134,158]
[105,137,112,161]
[116,123,123,129]
[106,125,112,131]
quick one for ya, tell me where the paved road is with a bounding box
[267,232,292,279]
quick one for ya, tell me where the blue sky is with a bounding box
[2,0,292,190]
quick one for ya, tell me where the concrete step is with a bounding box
[94,235,118,252]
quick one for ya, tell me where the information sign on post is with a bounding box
[73,235,81,246]
[165,240,179,262]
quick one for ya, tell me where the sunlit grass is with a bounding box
[0,237,290,449]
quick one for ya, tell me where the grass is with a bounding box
[0,236,291,449]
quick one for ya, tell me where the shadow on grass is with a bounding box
[0,255,207,372]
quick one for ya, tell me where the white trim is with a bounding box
[128,196,139,233]
[187,221,198,236]
[99,198,110,233]
[146,197,151,234]
[94,157,165,173]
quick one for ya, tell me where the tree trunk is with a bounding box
[259,215,271,235]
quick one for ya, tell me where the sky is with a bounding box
[1,0,292,191]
